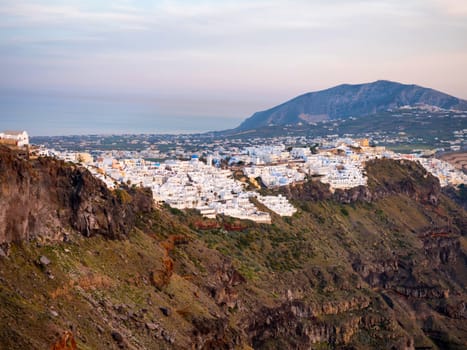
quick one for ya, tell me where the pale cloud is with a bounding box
[0,2,149,32]
[432,0,467,16]
[0,0,436,34]
[0,0,466,118]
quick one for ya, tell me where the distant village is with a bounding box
[7,129,464,225]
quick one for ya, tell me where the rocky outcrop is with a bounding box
[207,260,246,309]
[365,159,441,205]
[280,159,441,205]
[438,300,466,319]
[0,146,152,243]
[352,240,459,297]
[333,185,373,203]
[279,179,333,202]
[246,299,411,349]
[394,285,449,299]
[422,234,461,266]
[191,317,242,350]
[352,258,399,288]
[442,185,467,210]
[323,301,369,317]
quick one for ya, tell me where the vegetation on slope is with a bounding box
[0,151,466,349]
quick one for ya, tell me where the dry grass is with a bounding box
[50,273,114,299]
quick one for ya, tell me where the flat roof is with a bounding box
[2,130,27,135]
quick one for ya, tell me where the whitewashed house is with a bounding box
[0,130,29,147]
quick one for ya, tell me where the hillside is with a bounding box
[236,80,467,130]
[0,145,153,243]
[0,147,466,349]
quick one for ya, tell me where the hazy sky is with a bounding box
[1,0,467,134]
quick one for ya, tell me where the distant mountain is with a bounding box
[236,80,467,130]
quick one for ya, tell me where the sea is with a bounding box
[0,92,243,136]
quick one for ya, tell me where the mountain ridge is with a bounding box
[236,80,467,130]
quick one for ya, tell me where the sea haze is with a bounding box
[0,91,243,136]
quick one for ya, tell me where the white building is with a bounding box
[244,164,305,188]
[256,194,297,216]
[0,130,29,147]
[290,147,312,159]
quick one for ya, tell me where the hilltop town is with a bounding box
[3,128,465,224]
[28,133,466,224]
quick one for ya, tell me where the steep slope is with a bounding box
[0,148,466,349]
[237,80,467,130]
[0,145,152,244]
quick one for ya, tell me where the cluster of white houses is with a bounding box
[45,137,467,223]
[241,143,378,191]
[256,195,297,216]
[416,157,467,186]
[244,164,306,187]
[92,155,288,223]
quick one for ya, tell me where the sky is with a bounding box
[1,0,467,135]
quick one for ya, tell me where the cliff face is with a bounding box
[280,158,441,205]
[0,147,466,350]
[0,146,152,244]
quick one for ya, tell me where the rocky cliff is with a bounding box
[0,145,152,244]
